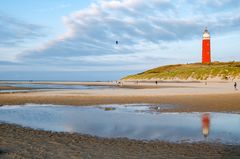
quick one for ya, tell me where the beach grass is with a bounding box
[123,61,240,80]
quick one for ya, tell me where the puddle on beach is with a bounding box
[0,104,240,144]
[0,90,33,93]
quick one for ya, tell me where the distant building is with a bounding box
[202,27,211,64]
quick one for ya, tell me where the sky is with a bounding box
[0,0,240,81]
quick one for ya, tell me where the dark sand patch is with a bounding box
[0,86,34,91]
[0,149,7,155]
[1,124,240,159]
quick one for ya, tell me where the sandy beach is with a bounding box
[1,81,240,158]
[0,81,240,112]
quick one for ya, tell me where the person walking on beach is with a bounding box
[155,81,158,85]
[234,82,237,90]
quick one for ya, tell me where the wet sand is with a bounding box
[1,81,240,158]
[1,124,240,159]
[0,92,240,112]
[0,86,34,91]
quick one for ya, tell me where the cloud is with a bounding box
[0,14,45,47]
[3,0,240,73]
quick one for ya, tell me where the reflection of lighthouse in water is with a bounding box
[202,113,210,138]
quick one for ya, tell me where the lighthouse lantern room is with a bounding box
[202,27,211,64]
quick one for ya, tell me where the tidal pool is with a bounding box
[0,104,240,144]
[0,90,33,93]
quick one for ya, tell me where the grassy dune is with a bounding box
[123,62,240,80]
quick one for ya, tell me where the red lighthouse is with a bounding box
[202,27,211,64]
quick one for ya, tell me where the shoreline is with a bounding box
[0,80,237,85]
